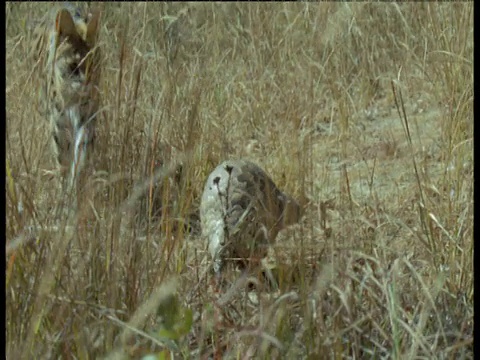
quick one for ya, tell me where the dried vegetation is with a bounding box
[6,2,473,359]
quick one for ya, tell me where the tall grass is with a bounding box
[6,2,473,358]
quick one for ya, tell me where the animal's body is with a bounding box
[34,4,101,200]
[200,159,303,274]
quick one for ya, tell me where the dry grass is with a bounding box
[6,2,473,359]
